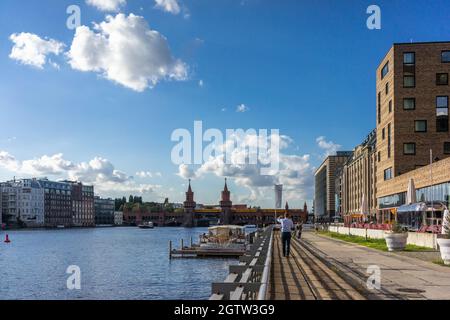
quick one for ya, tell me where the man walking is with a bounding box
[277,212,294,257]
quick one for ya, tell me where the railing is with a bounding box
[210,225,273,300]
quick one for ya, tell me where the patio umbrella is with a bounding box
[443,209,449,235]
[406,178,417,205]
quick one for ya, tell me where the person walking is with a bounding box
[296,221,303,239]
[277,213,294,257]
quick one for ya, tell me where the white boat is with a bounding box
[56,225,65,229]
[199,225,247,250]
[138,221,154,229]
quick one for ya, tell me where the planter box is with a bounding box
[437,238,450,265]
[384,232,408,252]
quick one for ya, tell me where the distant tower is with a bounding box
[183,179,196,228]
[303,202,308,214]
[285,202,289,214]
[220,178,232,225]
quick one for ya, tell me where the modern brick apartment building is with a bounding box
[314,151,352,220]
[376,42,450,195]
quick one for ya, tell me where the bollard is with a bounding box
[169,240,172,259]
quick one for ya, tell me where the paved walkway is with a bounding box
[302,231,450,299]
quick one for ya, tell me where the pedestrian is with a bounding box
[277,213,294,257]
[296,221,303,239]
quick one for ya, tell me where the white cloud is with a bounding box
[236,104,249,113]
[86,0,126,12]
[0,150,158,197]
[178,133,314,204]
[67,13,188,92]
[177,164,196,179]
[198,79,204,87]
[9,32,65,69]
[316,136,341,157]
[154,0,181,14]
[136,171,161,178]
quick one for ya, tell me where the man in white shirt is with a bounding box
[277,213,294,257]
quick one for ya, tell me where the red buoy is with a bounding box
[4,234,11,243]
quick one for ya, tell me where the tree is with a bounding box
[129,195,134,203]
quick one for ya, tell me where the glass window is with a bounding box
[381,62,389,79]
[404,143,416,155]
[386,82,389,94]
[389,100,392,113]
[444,142,450,154]
[384,168,392,181]
[378,92,381,124]
[437,96,448,108]
[403,98,415,110]
[404,75,415,87]
[437,73,448,85]
[382,128,385,140]
[442,51,450,63]
[415,120,427,132]
[404,52,415,65]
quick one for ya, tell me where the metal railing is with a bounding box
[210,225,273,300]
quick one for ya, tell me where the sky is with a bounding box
[0,0,449,208]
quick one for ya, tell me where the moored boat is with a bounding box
[138,221,154,229]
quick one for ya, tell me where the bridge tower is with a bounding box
[183,179,196,228]
[220,178,232,225]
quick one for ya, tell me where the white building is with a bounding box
[114,211,123,226]
[1,179,45,227]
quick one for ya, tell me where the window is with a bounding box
[404,143,416,155]
[382,128,385,140]
[442,51,450,63]
[389,100,392,113]
[415,120,427,132]
[437,73,448,85]
[385,82,389,95]
[403,98,415,110]
[381,62,389,79]
[444,142,450,154]
[377,152,381,162]
[437,96,449,132]
[404,52,415,65]
[384,168,392,181]
[404,75,415,87]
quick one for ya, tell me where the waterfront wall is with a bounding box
[328,225,437,249]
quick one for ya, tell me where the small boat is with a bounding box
[138,221,154,229]
[56,225,65,229]
[199,225,247,251]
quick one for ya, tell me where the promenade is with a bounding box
[269,230,450,300]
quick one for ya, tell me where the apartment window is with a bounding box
[437,73,449,85]
[444,142,450,154]
[403,52,415,65]
[381,62,389,79]
[377,152,381,162]
[382,128,385,140]
[384,167,392,181]
[437,96,449,132]
[385,82,389,95]
[389,100,392,113]
[404,75,415,88]
[403,143,416,155]
[442,51,450,63]
[378,92,381,124]
[415,120,427,132]
[403,98,415,110]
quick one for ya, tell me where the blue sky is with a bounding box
[0,0,449,208]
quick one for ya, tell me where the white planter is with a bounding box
[437,238,450,265]
[384,232,408,252]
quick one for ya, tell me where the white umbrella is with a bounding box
[406,178,417,205]
[360,193,369,221]
[442,209,449,235]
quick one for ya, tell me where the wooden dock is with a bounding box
[169,239,246,258]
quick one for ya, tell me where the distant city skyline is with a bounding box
[1,0,450,208]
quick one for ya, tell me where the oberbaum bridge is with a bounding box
[124,179,308,227]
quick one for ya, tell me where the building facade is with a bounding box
[94,196,115,225]
[114,211,123,225]
[39,179,72,228]
[314,151,352,220]
[338,130,377,223]
[376,42,450,195]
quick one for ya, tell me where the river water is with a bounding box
[0,227,236,300]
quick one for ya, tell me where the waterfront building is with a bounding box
[94,196,115,225]
[374,42,450,223]
[114,211,123,225]
[0,182,18,226]
[38,179,72,228]
[376,42,450,193]
[337,130,377,224]
[63,181,95,227]
[314,151,353,221]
